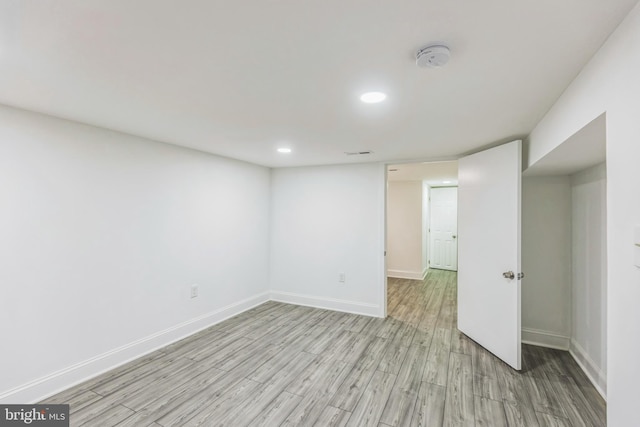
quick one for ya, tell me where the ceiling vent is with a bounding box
[416,45,450,68]
[344,151,373,156]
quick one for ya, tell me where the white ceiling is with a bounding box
[524,113,606,176]
[388,161,458,186]
[0,1,636,168]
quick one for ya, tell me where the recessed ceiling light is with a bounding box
[442,180,452,184]
[277,147,292,153]
[360,92,387,103]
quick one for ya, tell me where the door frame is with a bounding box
[381,157,459,317]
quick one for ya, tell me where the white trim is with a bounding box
[270,291,382,318]
[379,163,388,319]
[521,328,570,350]
[387,268,428,280]
[569,339,607,400]
[0,292,270,404]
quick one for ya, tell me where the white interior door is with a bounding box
[458,140,522,370]
[430,187,458,271]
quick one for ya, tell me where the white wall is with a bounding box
[386,181,426,279]
[0,105,271,403]
[571,163,607,395]
[269,163,385,317]
[527,3,640,422]
[521,176,572,349]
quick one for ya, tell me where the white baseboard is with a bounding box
[0,291,270,404]
[521,328,570,350]
[569,339,607,400]
[387,268,428,281]
[270,291,382,318]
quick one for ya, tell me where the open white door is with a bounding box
[458,140,522,370]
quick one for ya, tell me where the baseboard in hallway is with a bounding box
[386,267,428,281]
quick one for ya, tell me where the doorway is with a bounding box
[385,161,458,280]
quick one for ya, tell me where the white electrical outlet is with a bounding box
[190,284,199,298]
[339,272,346,283]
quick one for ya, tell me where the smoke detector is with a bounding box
[416,45,451,68]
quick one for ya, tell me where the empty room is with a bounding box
[2,1,640,426]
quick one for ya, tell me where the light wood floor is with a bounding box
[43,270,606,426]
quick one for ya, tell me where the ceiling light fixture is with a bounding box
[416,45,451,68]
[442,180,452,184]
[277,147,292,153]
[360,92,386,103]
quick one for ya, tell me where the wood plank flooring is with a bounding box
[43,270,606,426]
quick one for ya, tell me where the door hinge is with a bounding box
[503,271,525,280]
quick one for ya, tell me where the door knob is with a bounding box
[452,235,457,239]
[503,271,515,280]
